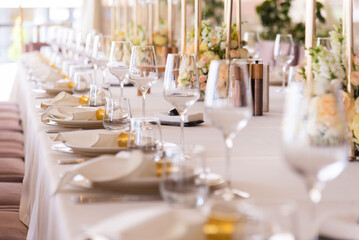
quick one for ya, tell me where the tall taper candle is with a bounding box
[225,0,233,59]
[346,0,353,94]
[134,0,138,37]
[236,0,241,45]
[181,0,187,53]
[148,3,153,44]
[155,0,160,30]
[305,0,316,88]
[124,0,128,33]
[342,0,347,37]
[194,0,202,58]
[168,0,173,47]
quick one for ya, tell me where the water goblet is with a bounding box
[243,32,260,59]
[273,34,295,92]
[205,60,252,200]
[163,53,200,148]
[128,46,158,117]
[108,41,132,98]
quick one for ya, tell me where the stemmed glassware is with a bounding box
[92,34,112,70]
[273,34,295,92]
[205,60,252,200]
[163,54,200,148]
[243,32,260,59]
[282,83,348,239]
[128,46,158,117]
[316,37,332,50]
[108,41,132,98]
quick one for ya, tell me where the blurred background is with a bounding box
[0,0,357,99]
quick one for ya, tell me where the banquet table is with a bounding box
[11,56,359,240]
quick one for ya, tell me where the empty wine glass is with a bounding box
[316,37,332,50]
[92,34,112,70]
[243,32,260,59]
[205,60,252,200]
[129,46,158,117]
[127,117,163,161]
[163,54,200,148]
[103,97,131,131]
[282,83,348,239]
[273,34,295,92]
[108,41,132,98]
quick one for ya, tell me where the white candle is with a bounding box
[194,0,202,58]
[225,0,233,59]
[346,0,353,94]
[134,0,138,37]
[181,0,187,53]
[148,3,153,44]
[155,0,160,30]
[168,0,173,47]
[305,0,316,88]
[124,0,128,33]
[236,0,241,46]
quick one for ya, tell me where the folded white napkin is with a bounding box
[78,206,206,240]
[53,130,121,148]
[41,106,100,122]
[41,91,81,109]
[155,112,203,123]
[55,151,158,194]
[53,79,72,89]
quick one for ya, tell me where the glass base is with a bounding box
[214,187,250,201]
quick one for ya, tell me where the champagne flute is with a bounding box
[205,60,252,200]
[243,32,260,59]
[163,54,200,148]
[108,41,132,99]
[129,46,158,117]
[282,83,348,239]
[273,34,295,92]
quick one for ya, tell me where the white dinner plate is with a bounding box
[41,86,73,94]
[45,119,104,128]
[319,212,359,240]
[70,174,160,192]
[65,143,126,155]
[51,119,104,128]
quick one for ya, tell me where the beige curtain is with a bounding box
[80,0,102,33]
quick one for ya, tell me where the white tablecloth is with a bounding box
[11,59,359,240]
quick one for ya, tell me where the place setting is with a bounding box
[2,0,359,240]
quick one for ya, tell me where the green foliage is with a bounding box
[256,0,326,43]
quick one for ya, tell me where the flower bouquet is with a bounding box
[186,20,248,99]
[296,24,359,155]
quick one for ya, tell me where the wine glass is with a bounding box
[205,60,252,200]
[163,53,200,148]
[92,34,112,70]
[127,117,163,161]
[243,32,260,59]
[129,46,158,117]
[273,34,295,92]
[108,41,132,99]
[316,37,332,50]
[282,83,348,239]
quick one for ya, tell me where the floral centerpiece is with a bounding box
[296,24,359,152]
[186,20,248,98]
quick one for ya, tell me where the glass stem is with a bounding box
[224,135,234,190]
[282,65,287,89]
[179,113,185,150]
[120,81,124,99]
[141,92,146,117]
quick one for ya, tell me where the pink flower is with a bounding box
[229,50,239,58]
[353,55,359,66]
[201,57,209,64]
[351,71,359,86]
[199,75,207,83]
[200,82,206,91]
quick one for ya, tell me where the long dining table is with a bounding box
[11,54,359,240]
